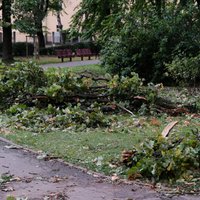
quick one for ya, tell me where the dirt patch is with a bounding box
[0,137,199,200]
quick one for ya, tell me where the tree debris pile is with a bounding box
[0,62,156,109]
[123,127,200,193]
[0,62,157,130]
[0,62,199,131]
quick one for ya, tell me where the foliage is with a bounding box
[71,1,200,84]
[127,130,200,183]
[165,53,200,86]
[102,4,200,84]
[70,0,168,41]
[0,173,13,188]
[158,87,200,113]
[6,103,110,132]
[13,0,63,35]
[70,0,126,40]
[13,0,63,48]
[108,72,157,105]
[0,61,46,108]
[12,42,34,56]
[6,197,16,200]
[0,61,157,131]
[0,61,156,108]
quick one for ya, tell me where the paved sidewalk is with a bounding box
[1,137,200,200]
[41,59,100,69]
[0,138,157,200]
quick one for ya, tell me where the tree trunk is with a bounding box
[2,0,13,63]
[179,0,187,7]
[36,21,45,48]
[153,0,166,16]
[155,0,162,17]
[56,11,63,44]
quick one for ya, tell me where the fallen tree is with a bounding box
[0,62,199,117]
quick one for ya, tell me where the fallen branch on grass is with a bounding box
[161,121,178,138]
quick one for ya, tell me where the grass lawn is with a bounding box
[1,114,199,177]
[16,55,98,65]
[0,62,199,192]
[45,64,106,75]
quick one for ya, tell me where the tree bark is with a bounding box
[179,0,187,7]
[56,11,63,44]
[155,0,163,17]
[36,21,45,48]
[2,0,13,63]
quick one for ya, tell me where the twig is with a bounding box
[116,104,135,116]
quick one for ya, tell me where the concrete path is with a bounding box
[41,59,100,70]
[0,137,200,200]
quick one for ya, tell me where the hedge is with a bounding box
[0,42,34,57]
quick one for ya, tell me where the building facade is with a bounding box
[0,0,80,45]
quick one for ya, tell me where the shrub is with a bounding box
[13,42,34,56]
[165,54,200,86]
[0,42,34,57]
[39,44,73,56]
[101,5,200,85]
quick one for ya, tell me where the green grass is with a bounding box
[0,63,199,182]
[16,56,98,65]
[2,115,199,176]
[45,64,106,75]
[14,55,106,75]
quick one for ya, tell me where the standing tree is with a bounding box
[70,0,127,41]
[2,0,13,63]
[71,0,200,84]
[70,0,169,42]
[14,0,63,48]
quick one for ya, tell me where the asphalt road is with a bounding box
[41,59,100,70]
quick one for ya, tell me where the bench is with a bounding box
[55,49,74,62]
[75,48,95,61]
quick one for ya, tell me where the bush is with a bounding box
[165,54,200,86]
[39,44,73,56]
[101,5,200,85]
[13,42,34,56]
[0,42,34,57]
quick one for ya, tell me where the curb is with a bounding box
[0,136,111,182]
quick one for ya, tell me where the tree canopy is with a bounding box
[71,0,200,85]
[71,0,200,41]
[0,0,63,62]
[13,0,63,48]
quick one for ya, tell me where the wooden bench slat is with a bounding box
[55,49,74,62]
[56,48,97,62]
[75,48,95,61]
